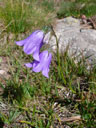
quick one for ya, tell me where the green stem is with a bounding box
[51,26,66,85]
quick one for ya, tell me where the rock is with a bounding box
[0,70,6,75]
[44,17,96,63]
[0,57,10,79]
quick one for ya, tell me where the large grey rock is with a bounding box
[44,17,96,63]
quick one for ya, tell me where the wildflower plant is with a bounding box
[16,29,52,78]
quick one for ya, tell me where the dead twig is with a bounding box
[60,115,81,122]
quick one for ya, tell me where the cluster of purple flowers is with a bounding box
[16,30,52,78]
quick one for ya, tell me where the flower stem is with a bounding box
[51,25,66,85]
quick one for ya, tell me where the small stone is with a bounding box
[0,70,6,75]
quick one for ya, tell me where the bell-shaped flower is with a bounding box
[15,30,44,61]
[25,50,52,78]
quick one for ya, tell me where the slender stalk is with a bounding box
[51,25,66,85]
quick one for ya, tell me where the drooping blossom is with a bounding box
[15,30,44,61]
[25,50,52,78]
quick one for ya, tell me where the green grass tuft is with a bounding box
[0,0,54,33]
[57,0,96,18]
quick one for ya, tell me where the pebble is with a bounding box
[0,70,6,75]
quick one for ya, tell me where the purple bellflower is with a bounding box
[16,30,44,61]
[25,50,52,78]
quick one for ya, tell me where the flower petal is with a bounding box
[33,50,40,61]
[42,53,52,78]
[32,62,42,72]
[25,63,33,68]
[42,68,49,78]
[33,43,43,61]
[23,44,36,55]
[15,40,26,46]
